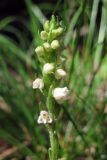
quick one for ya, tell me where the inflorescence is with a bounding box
[33,15,70,124]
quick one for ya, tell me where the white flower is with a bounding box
[51,40,60,49]
[43,63,54,74]
[52,87,70,103]
[40,31,47,40]
[55,69,66,79]
[37,110,52,124]
[33,78,44,89]
[35,46,44,55]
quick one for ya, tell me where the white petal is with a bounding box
[37,116,43,124]
[43,119,47,124]
[48,118,53,123]
[33,78,44,89]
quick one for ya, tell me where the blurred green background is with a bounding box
[0,0,107,159]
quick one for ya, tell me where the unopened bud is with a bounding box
[56,27,63,35]
[51,40,60,49]
[52,87,70,104]
[50,15,56,30]
[59,57,66,63]
[44,20,50,31]
[35,46,44,55]
[55,69,66,79]
[40,31,48,40]
[43,42,51,52]
[43,63,54,74]
[52,27,63,38]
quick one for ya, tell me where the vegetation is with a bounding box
[0,0,107,159]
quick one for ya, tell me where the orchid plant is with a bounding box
[33,15,69,160]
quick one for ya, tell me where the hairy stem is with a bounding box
[47,85,59,160]
[49,127,59,160]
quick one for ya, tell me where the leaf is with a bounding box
[0,129,34,156]
[0,16,15,30]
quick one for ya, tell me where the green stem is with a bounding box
[49,127,59,160]
[47,85,59,160]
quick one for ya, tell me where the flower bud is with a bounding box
[50,15,56,30]
[59,57,66,62]
[33,78,44,89]
[55,69,66,79]
[51,40,60,50]
[44,20,50,31]
[43,63,54,74]
[37,110,52,124]
[40,31,48,40]
[52,27,63,38]
[43,42,51,52]
[35,46,44,55]
[56,27,63,35]
[52,87,70,103]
